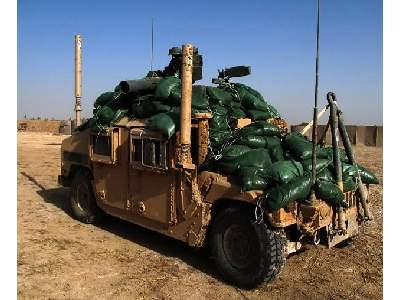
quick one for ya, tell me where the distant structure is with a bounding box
[291,124,382,147]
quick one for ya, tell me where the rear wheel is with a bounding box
[210,207,285,289]
[70,169,103,224]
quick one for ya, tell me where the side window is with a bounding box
[131,137,167,170]
[90,128,120,164]
[92,135,111,156]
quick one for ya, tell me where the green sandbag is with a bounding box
[231,101,243,109]
[357,164,379,184]
[111,109,129,125]
[132,100,172,118]
[168,85,210,109]
[239,149,272,168]
[315,180,347,208]
[283,132,313,160]
[221,145,251,161]
[317,168,334,182]
[94,92,115,108]
[238,122,283,137]
[96,105,116,124]
[236,135,268,148]
[325,162,358,182]
[191,86,210,110]
[114,85,122,93]
[247,109,274,121]
[265,175,312,211]
[269,145,285,162]
[302,159,331,173]
[317,147,348,162]
[239,167,269,191]
[155,76,180,100]
[218,161,240,174]
[146,111,180,139]
[219,148,272,174]
[209,130,233,148]
[264,136,281,149]
[238,88,270,111]
[266,160,304,184]
[206,86,233,106]
[230,107,247,119]
[168,85,182,105]
[210,105,228,116]
[209,104,229,131]
[209,114,229,131]
[236,135,280,150]
[342,163,358,177]
[343,177,358,192]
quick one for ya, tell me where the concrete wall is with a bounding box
[291,124,383,147]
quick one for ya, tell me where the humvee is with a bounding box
[59,44,363,288]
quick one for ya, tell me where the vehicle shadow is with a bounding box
[32,182,223,284]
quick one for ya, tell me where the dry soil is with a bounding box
[17,132,383,299]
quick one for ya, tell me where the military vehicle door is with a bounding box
[90,128,129,214]
[129,128,174,228]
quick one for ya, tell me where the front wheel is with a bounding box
[210,207,285,289]
[70,169,104,224]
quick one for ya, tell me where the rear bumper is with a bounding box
[326,206,359,248]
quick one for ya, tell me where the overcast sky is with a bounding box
[17,0,382,125]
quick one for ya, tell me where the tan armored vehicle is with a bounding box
[59,44,366,288]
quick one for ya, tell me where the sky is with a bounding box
[17,0,382,125]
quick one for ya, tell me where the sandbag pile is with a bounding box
[77,75,379,212]
[209,128,379,210]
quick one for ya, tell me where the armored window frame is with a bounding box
[130,130,168,171]
[90,128,120,164]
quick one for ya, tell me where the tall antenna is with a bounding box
[314,0,320,109]
[150,18,154,71]
[310,0,320,199]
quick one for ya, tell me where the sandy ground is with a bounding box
[17,132,383,300]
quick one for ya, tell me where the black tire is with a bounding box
[210,207,285,289]
[70,169,103,224]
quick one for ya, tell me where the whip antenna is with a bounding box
[150,18,154,71]
[310,0,320,200]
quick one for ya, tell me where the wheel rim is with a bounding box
[73,183,90,213]
[222,224,257,270]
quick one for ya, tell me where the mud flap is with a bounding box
[326,209,359,248]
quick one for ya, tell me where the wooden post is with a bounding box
[74,35,82,126]
[337,109,373,220]
[179,44,194,166]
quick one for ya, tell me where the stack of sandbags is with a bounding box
[209,125,379,211]
[76,74,379,212]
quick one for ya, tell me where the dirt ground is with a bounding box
[17,132,383,300]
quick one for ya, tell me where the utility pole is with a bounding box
[74,34,82,126]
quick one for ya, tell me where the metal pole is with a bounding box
[309,0,320,203]
[180,44,193,166]
[74,35,82,127]
[327,92,346,232]
[335,102,373,220]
